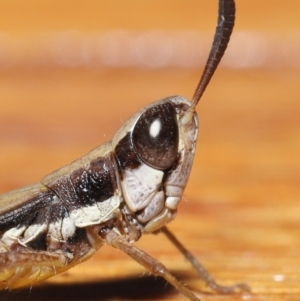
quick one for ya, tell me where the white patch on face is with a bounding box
[149,119,161,138]
[137,191,165,223]
[165,196,181,210]
[122,164,164,212]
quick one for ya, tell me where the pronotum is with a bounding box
[0,1,250,300]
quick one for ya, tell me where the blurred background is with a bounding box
[0,1,300,300]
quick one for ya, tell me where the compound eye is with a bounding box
[132,102,179,170]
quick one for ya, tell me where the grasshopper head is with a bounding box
[112,96,198,233]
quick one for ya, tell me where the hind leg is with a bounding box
[0,249,68,289]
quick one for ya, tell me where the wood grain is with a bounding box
[0,1,299,301]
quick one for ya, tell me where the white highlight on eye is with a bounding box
[149,119,161,138]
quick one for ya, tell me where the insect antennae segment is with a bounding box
[191,0,235,108]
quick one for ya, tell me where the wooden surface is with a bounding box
[0,1,300,301]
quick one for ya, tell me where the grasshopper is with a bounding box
[0,1,249,300]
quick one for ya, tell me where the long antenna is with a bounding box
[191,0,235,108]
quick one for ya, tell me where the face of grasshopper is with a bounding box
[111,96,198,234]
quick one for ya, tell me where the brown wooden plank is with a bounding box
[0,1,299,300]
